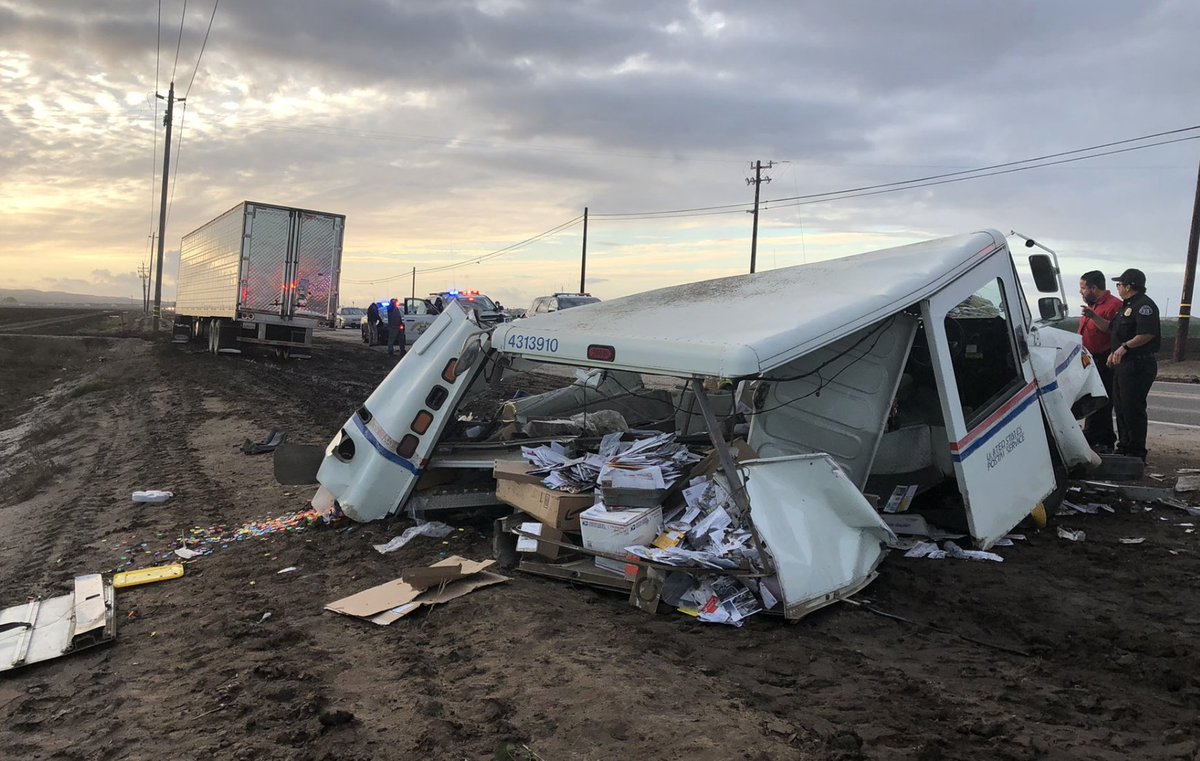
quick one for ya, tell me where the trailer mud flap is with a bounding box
[741,454,895,620]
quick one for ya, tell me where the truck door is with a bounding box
[292,212,343,320]
[921,259,1054,548]
[403,298,437,345]
[242,204,293,315]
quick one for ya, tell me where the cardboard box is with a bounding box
[515,521,565,560]
[580,505,663,573]
[493,458,549,486]
[494,461,593,531]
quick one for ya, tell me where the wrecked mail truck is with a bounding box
[313,230,1106,619]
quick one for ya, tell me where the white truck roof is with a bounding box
[493,229,1007,377]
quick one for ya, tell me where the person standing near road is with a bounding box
[1078,270,1123,452]
[386,298,404,357]
[366,301,381,346]
[1106,268,1161,462]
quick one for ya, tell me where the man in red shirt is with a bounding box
[1078,270,1123,452]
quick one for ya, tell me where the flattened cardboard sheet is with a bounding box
[324,556,506,625]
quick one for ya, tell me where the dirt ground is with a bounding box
[1,307,1198,761]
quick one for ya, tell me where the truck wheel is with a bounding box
[209,319,221,354]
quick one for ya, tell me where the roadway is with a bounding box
[1149,381,1200,430]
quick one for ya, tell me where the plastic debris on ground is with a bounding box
[132,490,173,504]
[113,563,184,589]
[1057,527,1086,542]
[372,521,455,554]
[105,506,344,574]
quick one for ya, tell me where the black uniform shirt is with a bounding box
[1110,291,1161,356]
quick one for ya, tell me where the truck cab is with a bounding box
[315,230,1105,620]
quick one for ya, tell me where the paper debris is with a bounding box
[1118,537,1146,544]
[174,547,203,560]
[883,484,918,513]
[373,521,454,554]
[277,566,298,574]
[943,541,1004,562]
[905,541,947,559]
[1057,527,1086,542]
[694,577,762,627]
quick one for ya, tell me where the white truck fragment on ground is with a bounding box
[0,574,115,673]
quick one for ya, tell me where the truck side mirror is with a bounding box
[1038,297,1067,322]
[1028,254,1059,293]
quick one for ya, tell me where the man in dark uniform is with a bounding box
[365,301,381,346]
[1106,268,1161,461]
[386,298,405,357]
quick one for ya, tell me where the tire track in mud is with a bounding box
[11,349,240,594]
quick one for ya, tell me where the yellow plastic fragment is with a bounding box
[113,563,185,589]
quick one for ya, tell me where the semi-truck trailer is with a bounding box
[172,201,344,357]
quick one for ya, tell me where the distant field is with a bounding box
[0,305,108,325]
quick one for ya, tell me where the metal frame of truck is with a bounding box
[312,230,1105,619]
[173,201,345,356]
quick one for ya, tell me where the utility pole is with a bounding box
[152,80,183,332]
[580,206,588,294]
[1173,157,1200,362]
[138,263,151,313]
[411,267,416,300]
[746,160,773,274]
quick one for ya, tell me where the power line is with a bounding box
[165,100,188,228]
[592,124,1200,222]
[763,123,1200,206]
[171,0,188,82]
[343,215,584,285]
[184,0,219,98]
[147,0,163,296]
[342,126,1199,288]
[760,134,1200,212]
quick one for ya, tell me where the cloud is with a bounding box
[0,0,1196,314]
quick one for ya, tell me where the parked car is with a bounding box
[336,306,365,329]
[530,292,600,315]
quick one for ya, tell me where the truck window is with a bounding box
[944,278,1024,428]
[405,299,431,316]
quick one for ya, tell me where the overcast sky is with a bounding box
[2,0,1198,313]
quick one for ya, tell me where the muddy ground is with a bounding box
[1,307,1198,761]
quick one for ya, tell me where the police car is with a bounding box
[529,292,600,315]
[428,290,510,327]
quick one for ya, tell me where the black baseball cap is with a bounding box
[1112,268,1146,288]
